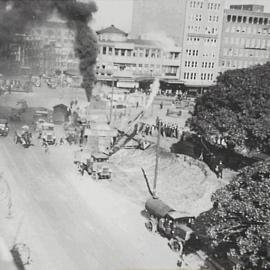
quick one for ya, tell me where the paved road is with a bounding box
[0,128,177,270]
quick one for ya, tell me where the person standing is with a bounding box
[218,161,224,179]
[44,141,49,153]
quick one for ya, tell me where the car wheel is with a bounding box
[170,239,183,254]
[145,220,156,233]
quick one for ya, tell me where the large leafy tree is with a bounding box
[188,63,270,155]
[195,160,270,269]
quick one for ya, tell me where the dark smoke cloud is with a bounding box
[0,0,98,101]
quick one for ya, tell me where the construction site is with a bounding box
[0,76,234,270]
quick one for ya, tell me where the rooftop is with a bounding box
[97,25,128,36]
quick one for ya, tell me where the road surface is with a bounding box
[0,127,177,270]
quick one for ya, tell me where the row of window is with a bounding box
[223,48,270,58]
[187,25,219,35]
[227,15,270,25]
[190,1,203,9]
[190,14,203,22]
[209,15,219,22]
[224,37,270,48]
[100,46,180,60]
[189,1,221,10]
[184,61,198,68]
[184,61,215,68]
[207,2,221,10]
[183,72,214,81]
[221,59,266,68]
[187,37,218,44]
[183,72,197,80]
[32,28,73,39]
[225,25,270,35]
[98,64,178,75]
[201,73,214,80]
[185,50,216,58]
[186,49,199,56]
[202,61,215,68]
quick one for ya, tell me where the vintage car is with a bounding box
[40,122,56,145]
[90,153,112,180]
[144,198,196,254]
[0,119,9,136]
[35,118,46,132]
[74,152,112,180]
[31,76,41,87]
[47,77,57,89]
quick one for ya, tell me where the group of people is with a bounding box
[157,120,180,139]
[41,137,66,153]
[133,119,181,139]
[202,152,224,179]
[0,79,23,93]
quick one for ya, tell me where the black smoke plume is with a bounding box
[0,0,98,101]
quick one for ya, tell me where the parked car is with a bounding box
[144,198,196,254]
[0,119,9,136]
[40,122,56,145]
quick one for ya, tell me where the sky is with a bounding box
[91,0,270,32]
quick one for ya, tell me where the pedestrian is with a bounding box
[177,254,184,269]
[44,142,49,153]
[136,101,139,108]
[160,102,163,110]
[79,163,88,176]
[218,161,223,179]
[59,137,64,145]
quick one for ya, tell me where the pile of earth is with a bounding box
[111,146,225,216]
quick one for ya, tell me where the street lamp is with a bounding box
[152,117,161,199]
[108,75,115,125]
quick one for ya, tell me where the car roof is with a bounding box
[167,211,194,220]
[42,122,54,127]
[91,152,109,159]
[0,119,8,124]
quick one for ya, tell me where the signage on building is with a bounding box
[117,81,138,88]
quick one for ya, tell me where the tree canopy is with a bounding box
[187,63,270,155]
[195,159,270,270]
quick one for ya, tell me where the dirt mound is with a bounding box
[111,146,224,216]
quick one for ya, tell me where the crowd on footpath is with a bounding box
[0,79,23,92]
[134,118,181,139]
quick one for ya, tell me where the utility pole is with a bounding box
[153,117,160,199]
[109,77,115,125]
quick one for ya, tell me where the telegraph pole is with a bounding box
[153,117,160,199]
[109,77,115,125]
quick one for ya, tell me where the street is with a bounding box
[0,128,177,270]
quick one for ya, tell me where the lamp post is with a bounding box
[109,76,115,125]
[152,117,161,199]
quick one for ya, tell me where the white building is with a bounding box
[180,0,225,87]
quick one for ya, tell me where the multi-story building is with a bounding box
[130,0,187,46]
[11,18,78,74]
[96,25,182,88]
[180,0,225,87]
[219,5,270,73]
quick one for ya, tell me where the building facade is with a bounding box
[130,0,187,46]
[180,0,225,87]
[96,25,182,87]
[11,19,78,74]
[219,5,270,73]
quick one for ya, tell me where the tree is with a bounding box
[195,160,270,269]
[187,63,270,155]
